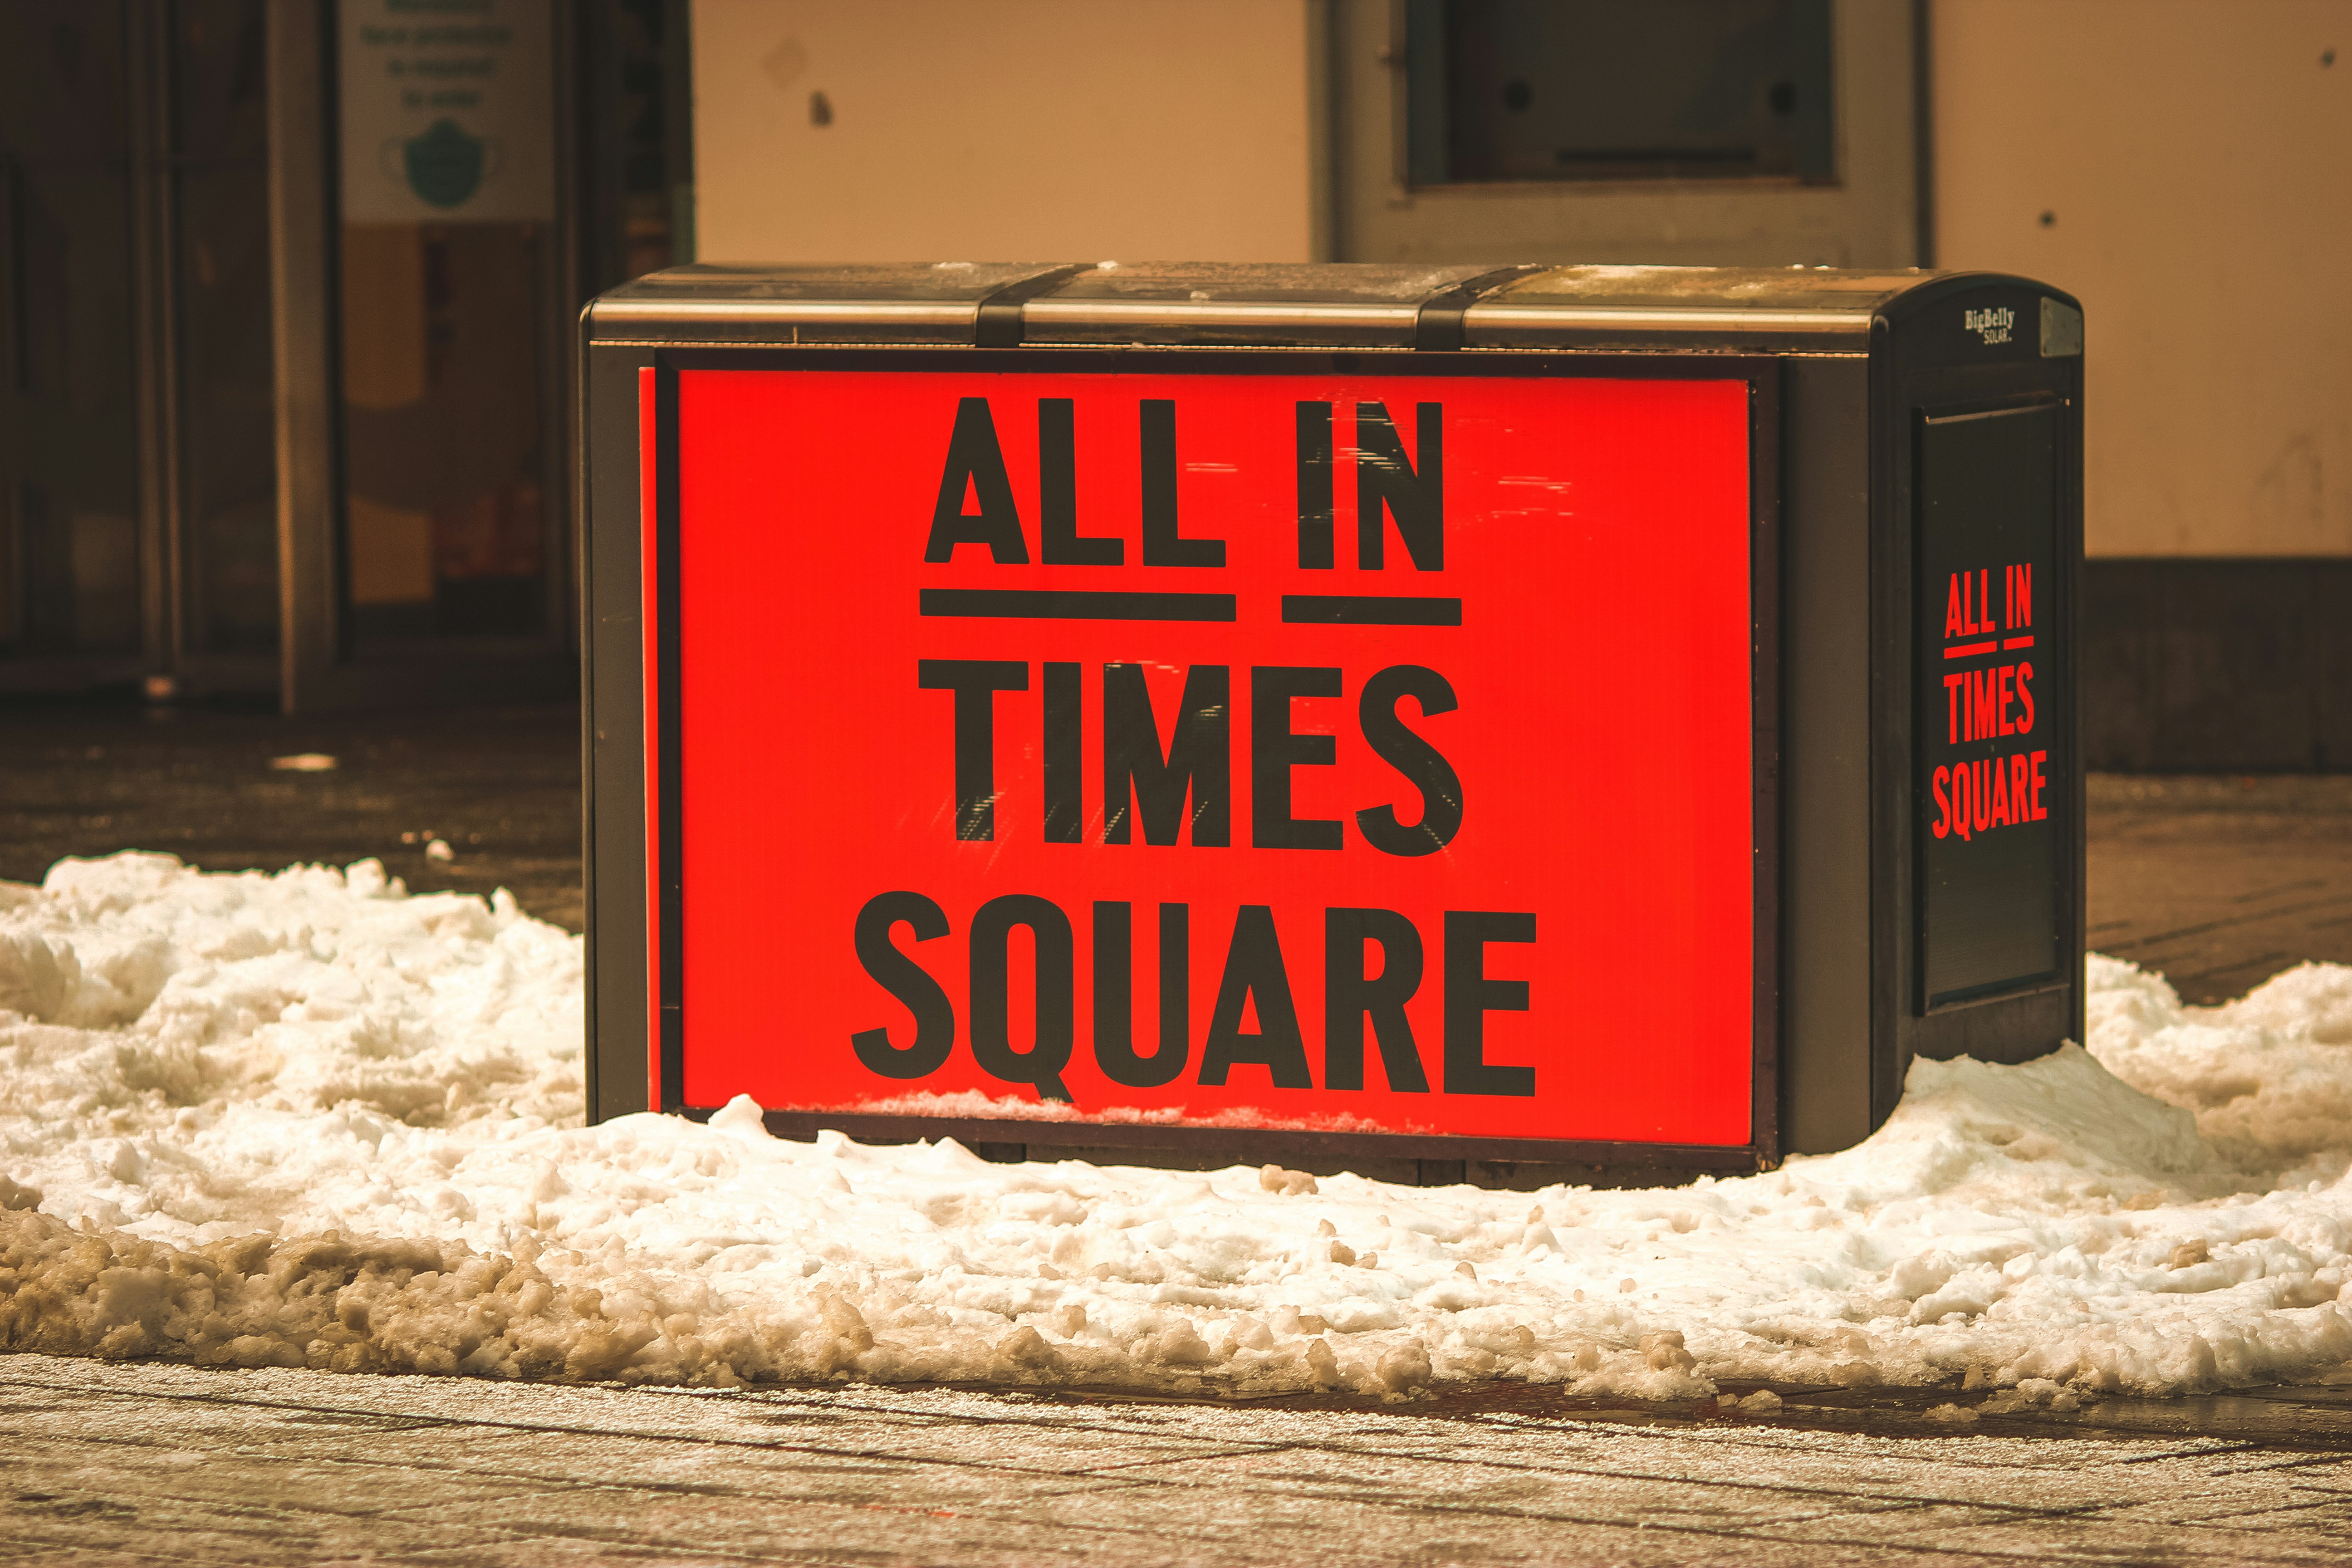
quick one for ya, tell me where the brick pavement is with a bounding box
[2086,773,2352,1003]
[3,1355,2349,1566]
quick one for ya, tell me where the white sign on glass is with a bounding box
[339,0,555,224]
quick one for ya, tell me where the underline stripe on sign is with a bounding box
[2003,635,2035,650]
[1280,594,1464,627]
[1943,640,1998,659]
[918,588,1238,622]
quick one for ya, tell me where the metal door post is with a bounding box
[266,0,342,713]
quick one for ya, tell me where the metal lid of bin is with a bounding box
[1017,262,1498,347]
[585,260,1957,351]
[587,261,1066,341]
[1463,265,1928,350]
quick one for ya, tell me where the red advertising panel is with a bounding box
[652,358,1760,1150]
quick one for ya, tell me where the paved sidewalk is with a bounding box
[3,1355,2349,1566]
[0,704,583,931]
[2087,774,2352,1002]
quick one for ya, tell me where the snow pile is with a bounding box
[2085,953,2352,1171]
[5,853,2352,1400]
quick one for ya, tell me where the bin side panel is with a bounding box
[1781,356,1876,1155]
[586,342,653,1123]
[1879,277,2086,1075]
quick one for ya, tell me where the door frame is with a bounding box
[267,0,578,714]
[1324,0,1926,270]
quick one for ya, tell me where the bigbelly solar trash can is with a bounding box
[579,261,2083,1186]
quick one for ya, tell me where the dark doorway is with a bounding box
[0,0,693,711]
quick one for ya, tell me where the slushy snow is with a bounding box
[5,853,2350,1399]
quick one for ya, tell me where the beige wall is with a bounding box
[1935,1,2352,557]
[690,0,1315,264]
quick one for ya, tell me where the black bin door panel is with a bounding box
[1916,402,2063,1008]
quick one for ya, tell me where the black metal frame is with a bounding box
[627,343,1784,1174]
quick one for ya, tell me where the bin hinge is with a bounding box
[974,264,1098,348]
[1414,265,1548,352]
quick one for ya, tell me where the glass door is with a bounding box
[0,0,279,703]
[336,0,568,666]
[173,0,279,670]
[0,2,147,688]
[2,0,671,710]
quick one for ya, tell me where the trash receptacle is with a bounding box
[580,261,2083,1185]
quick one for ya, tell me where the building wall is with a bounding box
[689,0,1316,263]
[1933,0,2352,560]
[1937,2,2352,768]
